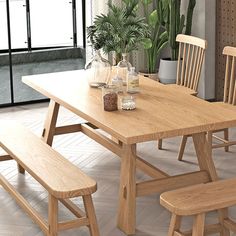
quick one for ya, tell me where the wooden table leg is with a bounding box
[192,132,230,235]
[192,132,218,181]
[41,100,59,146]
[117,144,136,235]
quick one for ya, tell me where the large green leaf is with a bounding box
[149,10,158,28]
[142,38,152,49]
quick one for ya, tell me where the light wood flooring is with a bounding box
[1,103,236,236]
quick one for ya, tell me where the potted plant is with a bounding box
[140,0,169,80]
[87,0,149,64]
[87,0,150,84]
[158,0,196,84]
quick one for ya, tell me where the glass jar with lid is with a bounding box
[102,85,118,111]
[127,67,139,93]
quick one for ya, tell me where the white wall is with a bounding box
[181,0,216,99]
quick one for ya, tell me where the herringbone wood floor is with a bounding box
[1,103,236,236]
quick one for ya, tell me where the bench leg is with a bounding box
[224,129,229,152]
[48,194,58,236]
[83,195,100,236]
[17,164,25,174]
[158,139,163,150]
[219,208,230,236]
[177,135,188,161]
[192,213,205,236]
[168,213,182,236]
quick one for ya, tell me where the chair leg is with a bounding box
[48,194,58,236]
[177,135,188,161]
[158,139,163,150]
[192,213,205,236]
[17,164,25,174]
[218,208,230,236]
[207,131,213,158]
[224,129,229,152]
[168,213,182,236]
[83,195,100,236]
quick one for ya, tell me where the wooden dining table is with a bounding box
[22,69,236,235]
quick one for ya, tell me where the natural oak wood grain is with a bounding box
[0,122,97,198]
[158,34,207,150]
[178,46,236,161]
[42,100,59,145]
[22,70,236,144]
[48,194,58,236]
[192,213,205,236]
[22,69,236,235]
[160,178,236,216]
[117,144,136,235]
[0,122,100,236]
[175,34,207,93]
[0,173,49,234]
[160,178,236,235]
[83,195,100,236]
[168,214,182,236]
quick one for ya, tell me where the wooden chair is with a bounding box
[158,34,207,150]
[0,122,100,236]
[178,46,236,161]
[160,178,236,236]
[168,34,207,94]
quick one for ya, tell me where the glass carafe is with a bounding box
[85,50,111,88]
[117,53,132,85]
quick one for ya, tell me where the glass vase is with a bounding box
[117,53,132,85]
[85,50,111,88]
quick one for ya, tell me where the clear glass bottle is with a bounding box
[111,67,123,93]
[127,67,139,93]
[102,85,118,111]
[117,53,132,85]
[85,50,111,88]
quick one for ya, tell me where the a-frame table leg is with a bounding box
[42,100,60,146]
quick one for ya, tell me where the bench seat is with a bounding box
[160,178,236,236]
[160,178,236,216]
[0,122,99,236]
[0,122,97,198]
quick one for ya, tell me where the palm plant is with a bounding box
[141,0,169,73]
[87,0,150,60]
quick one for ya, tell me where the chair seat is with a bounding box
[166,84,198,96]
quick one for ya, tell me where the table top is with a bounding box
[22,69,236,144]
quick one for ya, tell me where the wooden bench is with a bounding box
[160,178,236,236]
[0,122,100,236]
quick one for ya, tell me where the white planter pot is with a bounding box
[158,59,178,84]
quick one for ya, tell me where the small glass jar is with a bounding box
[102,85,118,111]
[121,96,136,110]
[127,67,139,94]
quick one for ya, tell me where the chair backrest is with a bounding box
[223,46,236,105]
[176,34,207,92]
